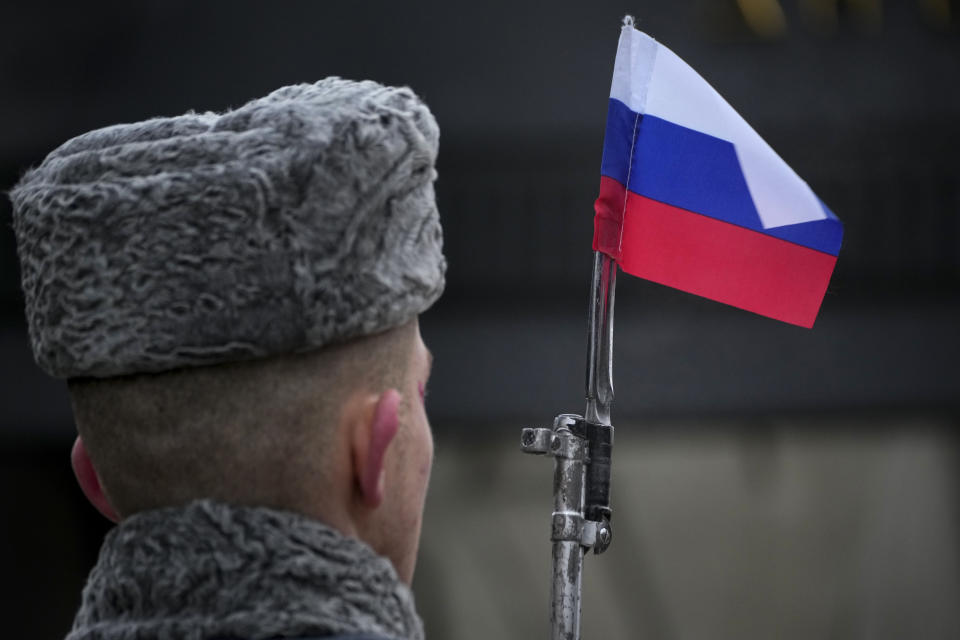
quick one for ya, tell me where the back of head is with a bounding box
[9,77,445,518]
[69,320,417,518]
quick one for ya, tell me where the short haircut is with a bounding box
[69,321,417,517]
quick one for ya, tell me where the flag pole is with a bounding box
[521,250,616,640]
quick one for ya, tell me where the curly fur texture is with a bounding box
[9,78,445,378]
[69,500,423,640]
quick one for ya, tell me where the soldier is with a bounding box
[9,78,445,640]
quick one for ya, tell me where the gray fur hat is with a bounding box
[9,77,445,379]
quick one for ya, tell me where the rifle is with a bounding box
[521,250,617,640]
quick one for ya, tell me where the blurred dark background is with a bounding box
[2,1,958,638]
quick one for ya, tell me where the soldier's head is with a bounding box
[9,78,445,584]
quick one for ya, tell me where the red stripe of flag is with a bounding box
[596,176,837,328]
[593,173,627,260]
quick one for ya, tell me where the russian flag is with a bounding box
[594,23,843,328]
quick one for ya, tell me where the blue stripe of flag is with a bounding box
[600,98,842,257]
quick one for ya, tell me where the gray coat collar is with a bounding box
[67,500,424,640]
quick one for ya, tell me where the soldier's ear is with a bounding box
[71,436,120,523]
[350,389,400,509]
